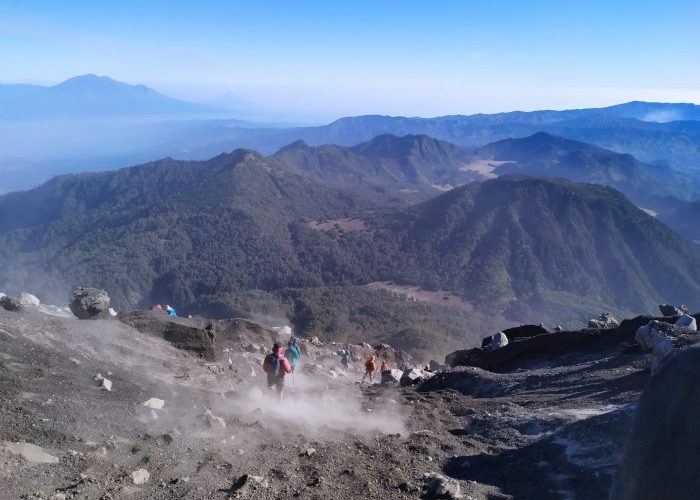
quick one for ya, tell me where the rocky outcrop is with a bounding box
[418,366,517,397]
[611,345,700,500]
[70,287,111,319]
[119,310,217,360]
[635,319,699,372]
[446,314,700,372]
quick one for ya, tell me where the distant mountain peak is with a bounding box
[275,139,311,154]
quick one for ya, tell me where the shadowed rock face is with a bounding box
[610,345,700,500]
[118,310,217,360]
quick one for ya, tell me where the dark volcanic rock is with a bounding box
[0,295,22,311]
[418,366,517,397]
[481,324,549,348]
[119,310,217,360]
[447,314,699,373]
[658,303,688,317]
[611,344,700,500]
[70,287,111,319]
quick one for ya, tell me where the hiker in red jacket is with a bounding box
[361,355,377,384]
[262,343,292,399]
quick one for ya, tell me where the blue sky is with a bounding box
[1,0,698,120]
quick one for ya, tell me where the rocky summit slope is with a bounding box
[1,298,693,499]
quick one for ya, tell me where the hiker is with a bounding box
[380,359,389,373]
[262,343,292,399]
[361,355,377,384]
[285,338,301,372]
[341,345,352,370]
[153,303,163,312]
[165,305,177,317]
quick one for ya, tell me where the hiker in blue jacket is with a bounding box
[285,337,301,372]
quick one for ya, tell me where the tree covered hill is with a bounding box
[1,148,699,326]
[272,133,482,201]
[475,132,700,202]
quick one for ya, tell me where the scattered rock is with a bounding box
[143,398,165,410]
[423,472,462,498]
[70,287,110,319]
[131,468,150,485]
[303,447,316,457]
[50,494,66,500]
[202,409,226,428]
[94,373,112,391]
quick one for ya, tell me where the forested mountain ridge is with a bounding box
[2,148,699,328]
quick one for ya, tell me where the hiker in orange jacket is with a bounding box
[262,343,293,399]
[361,355,377,384]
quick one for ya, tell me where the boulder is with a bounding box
[381,368,403,384]
[400,368,434,386]
[0,295,22,312]
[635,323,675,372]
[489,331,509,350]
[70,287,110,319]
[610,345,700,500]
[119,311,217,360]
[17,292,40,307]
[423,472,461,498]
[675,314,697,331]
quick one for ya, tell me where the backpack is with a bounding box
[265,353,283,378]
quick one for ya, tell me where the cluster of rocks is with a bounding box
[0,292,41,312]
[588,312,620,329]
[634,314,698,372]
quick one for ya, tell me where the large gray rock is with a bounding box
[675,314,697,331]
[17,292,40,307]
[400,368,434,386]
[423,472,461,498]
[489,331,509,350]
[610,345,700,500]
[70,287,110,319]
[381,368,403,384]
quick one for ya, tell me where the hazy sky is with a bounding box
[1,0,698,121]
